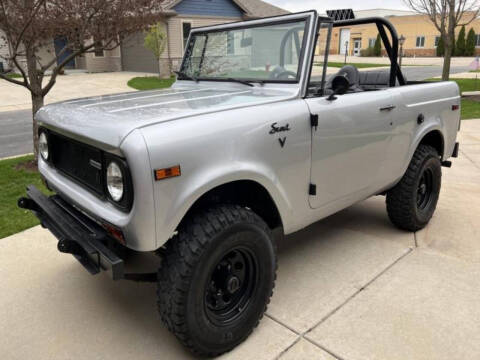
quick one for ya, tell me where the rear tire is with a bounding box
[157,204,277,357]
[386,144,442,232]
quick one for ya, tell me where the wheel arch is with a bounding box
[418,129,445,159]
[177,179,284,231]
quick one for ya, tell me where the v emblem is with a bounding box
[279,137,287,148]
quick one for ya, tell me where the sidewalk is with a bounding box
[327,55,476,67]
[0,72,154,112]
[0,121,479,360]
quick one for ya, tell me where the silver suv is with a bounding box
[19,11,460,356]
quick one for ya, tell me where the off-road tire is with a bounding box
[157,205,277,357]
[386,144,442,232]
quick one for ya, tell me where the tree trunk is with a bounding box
[31,93,44,161]
[442,39,453,81]
[25,45,45,161]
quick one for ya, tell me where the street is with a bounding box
[0,109,33,158]
[0,66,472,159]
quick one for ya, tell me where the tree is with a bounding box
[404,0,480,80]
[0,0,165,159]
[456,25,466,56]
[374,33,382,56]
[144,23,168,76]
[466,27,476,55]
[437,35,445,56]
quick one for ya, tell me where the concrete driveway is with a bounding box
[0,72,152,112]
[1,121,479,359]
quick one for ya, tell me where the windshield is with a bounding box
[180,19,308,83]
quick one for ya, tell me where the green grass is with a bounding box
[127,75,176,90]
[427,78,480,120]
[428,78,480,93]
[1,73,23,80]
[0,155,52,239]
[461,98,480,120]
[317,62,390,68]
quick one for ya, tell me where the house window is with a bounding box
[227,32,235,55]
[93,39,104,57]
[416,36,425,48]
[183,22,192,51]
[368,38,376,48]
[435,36,441,47]
[476,34,480,47]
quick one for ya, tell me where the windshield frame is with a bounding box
[179,12,317,85]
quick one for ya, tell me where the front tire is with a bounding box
[386,144,442,232]
[157,205,277,357]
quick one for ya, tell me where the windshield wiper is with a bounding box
[175,71,199,82]
[225,78,255,87]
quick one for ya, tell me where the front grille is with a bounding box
[49,132,104,195]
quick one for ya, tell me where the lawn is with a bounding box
[127,75,176,90]
[0,155,52,239]
[316,62,389,68]
[461,98,480,120]
[428,78,480,93]
[427,78,480,120]
[1,73,23,80]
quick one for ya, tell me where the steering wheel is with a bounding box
[269,67,297,80]
[275,70,297,80]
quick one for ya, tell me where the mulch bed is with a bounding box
[15,160,38,172]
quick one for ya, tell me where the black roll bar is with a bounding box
[333,17,406,87]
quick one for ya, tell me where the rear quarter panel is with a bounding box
[386,81,460,185]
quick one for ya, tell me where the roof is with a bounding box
[162,0,289,18]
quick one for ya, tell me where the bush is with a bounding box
[466,28,476,56]
[374,34,382,57]
[360,47,376,57]
[436,36,445,57]
[456,25,466,56]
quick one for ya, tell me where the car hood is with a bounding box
[36,83,296,150]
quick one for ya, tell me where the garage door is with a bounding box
[121,32,159,73]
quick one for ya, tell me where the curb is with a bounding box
[0,153,34,161]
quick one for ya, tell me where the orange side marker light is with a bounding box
[154,165,181,181]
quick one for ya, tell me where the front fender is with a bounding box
[154,163,293,249]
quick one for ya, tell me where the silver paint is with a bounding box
[35,12,461,252]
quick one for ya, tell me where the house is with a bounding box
[120,0,289,77]
[0,0,288,76]
[319,8,480,57]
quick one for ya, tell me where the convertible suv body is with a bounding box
[20,11,460,356]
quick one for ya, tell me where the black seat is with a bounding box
[325,65,363,93]
[359,71,405,90]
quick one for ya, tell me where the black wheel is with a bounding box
[386,144,442,232]
[157,205,277,357]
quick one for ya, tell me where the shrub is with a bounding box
[374,34,382,57]
[437,36,445,57]
[456,25,466,56]
[360,47,376,57]
[466,28,476,56]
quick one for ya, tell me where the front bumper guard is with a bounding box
[18,185,124,280]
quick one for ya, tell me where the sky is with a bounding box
[265,0,411,14]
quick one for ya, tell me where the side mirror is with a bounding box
[327,75,350,101]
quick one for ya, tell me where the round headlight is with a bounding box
[39,132,49,160]
[106,162,124,202]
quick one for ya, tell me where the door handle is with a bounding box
[380,105,396,112]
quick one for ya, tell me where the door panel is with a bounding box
[307,90,395,209]
[339,29,350,55]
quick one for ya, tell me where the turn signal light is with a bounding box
[452,104,460,111]
[103,223,126,245]
[154,165,181,181]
